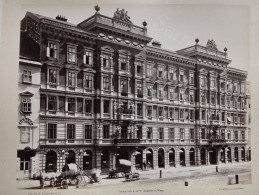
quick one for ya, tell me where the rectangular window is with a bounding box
[169,69,174,80]
[103,77,110,91]
[180,128,185,140]
[234,83,238,92]
[23,70,32,83]
[210,78,216,88]
[179,109,184,119]
[169,108,174,119]
[137,65,142,74]
[137,104,142,116]
[189,72,194,84]
[169,128,175,140]
[20,127,30,143]
[241,131,245,140]
[68,72,76,87]
[67,124,75,139]
[169,88,174,100]
[67,98,75,112]
[48,124,57,139]
[147,85,152,97]
[102,55,110,68]
[190,91,194,103]
[179,70,184,82]
[85,125,92,139]
[201,91,205,103]
[137,126,142,139]
[190,129,194,140]
[158,86,163,99]
[211,93,215,104]
[179,90,184,101]
[120,80,127,93]
[48,42,58,58]
[158,107,163,117]
[222,112,225,121]
[146,64,152,77]
[84,51,93,65]
[158,67,163,77]
[103,100,110,114]
[147,127,152,139]
[234,131,238,140]
[201,128,206,139]
[221,95,225,106]
[190,110,194,120]
[103,125,109,139]
[84,74,92,89]
[227,130,231,140]
[159,128,164,139]
[201,110,206,120]
[121,61,127,71]
[22,97,31,113]
[200,75,205,87]
[221,129,225,139]
[49,69,57,84]
[147,106,152,117]
[67,46,76,62]
[137,83,142,96]
[221,81,225,90]
[48,96,57,111]
[85,100,92,113]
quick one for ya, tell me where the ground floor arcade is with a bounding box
[17,144,247,179]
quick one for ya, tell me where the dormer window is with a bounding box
[23,70,32,83]
[83,51,93,66]
[47,42,58,59]
[67,46,76,63]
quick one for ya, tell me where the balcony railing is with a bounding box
[114,138,140,144]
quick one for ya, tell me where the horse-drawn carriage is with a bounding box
[108,159,140,181]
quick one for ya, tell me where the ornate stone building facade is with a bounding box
[17,7,248,179]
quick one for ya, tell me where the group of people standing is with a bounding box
[142,160,152,171]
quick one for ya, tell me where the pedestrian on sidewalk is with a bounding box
[147,160,151,171]
[143,161,146,171]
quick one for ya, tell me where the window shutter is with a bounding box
[46,47,50,57]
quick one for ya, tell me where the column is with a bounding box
[230,147,234,163]
[205,149,209,165]
[131,152,136,172]
[175,149,180,167]
[100,73,103,91]
[165,150,170,168]
[142,149,147,165]
[238,147,242,162]
[196,148,201,166]
[225,149,229,164]
[96,150,102,172]
[109,152,114,171]
[185,148,190,167]
[110,99,113,119]
[153,150,158,169]
[216,149,220,165]
[142,103,145,120]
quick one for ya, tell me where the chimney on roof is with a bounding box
[56,15,67,22]
[152,40,161,48]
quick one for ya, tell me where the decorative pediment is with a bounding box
[64,64,80,71]
[81,68,96,73]
[20,91,34,97]
[135,51,146,60]
[118,49,131,56]
[43,60,62,68]
[199,68,208,75]
[19,117,33,125]
[100,45,114,53]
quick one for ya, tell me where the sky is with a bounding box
[20,3,249,71]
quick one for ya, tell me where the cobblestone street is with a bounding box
[17,162,251,190]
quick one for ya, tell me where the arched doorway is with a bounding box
[234,147,239,162]
[209,148,217,164]
[180,148,185,166]
[135,149,142,170]
[226,147,231,162]
[169,149,175,167]
[67,150,76,164]
[45,150,57,172]
[146,149,153,169]
[116,149,129,168]
[101,150,110,169]
[200,148,206,165]
[190,148,195,166]
[158,148,165,168]
[83,150,92,170]
[220,148,225,163]
[241,147,245,161]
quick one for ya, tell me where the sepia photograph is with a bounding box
[1,0,259,195]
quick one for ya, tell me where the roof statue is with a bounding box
[113,8,133,24]
[206,39,218,50]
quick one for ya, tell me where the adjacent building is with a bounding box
[17,6,249,179]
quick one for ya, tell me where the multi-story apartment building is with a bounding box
[17,6,249,179]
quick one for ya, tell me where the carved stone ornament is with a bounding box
[206,39,218,50]
[113,8,133,24]
[19,117,33,125]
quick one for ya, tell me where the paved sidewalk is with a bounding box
[16,161,251,189]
